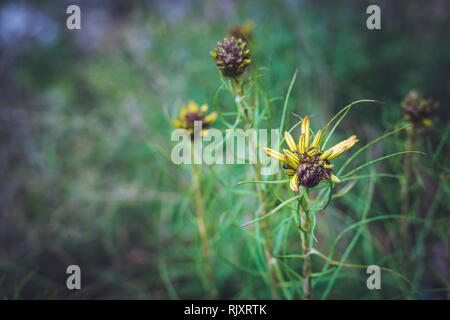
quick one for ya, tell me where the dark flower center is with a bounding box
[185,112,205,126]
[284,150,332,188]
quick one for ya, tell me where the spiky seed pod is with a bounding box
[264,117,358,191]
[401,90,439,127]
[210,37,251,78]
[172,101,217,139]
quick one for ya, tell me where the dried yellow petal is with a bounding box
[330,174,340,183]
[307,148,319,157]
[283,149,299,167]
[204,111,218,124]
[263,147,286,163]
[188,101,198,112]
[298,134,305,154]
[285,131,297,152]
[302,116,309,151]
[180,105,187,118]
[285,169,296,176]
[311,129,322,149]
[320,148,333,160]
[290,173,299,192]
[327,136,358,160]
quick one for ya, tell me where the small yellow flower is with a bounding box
[263,116,358,192]
[172,101,217,138]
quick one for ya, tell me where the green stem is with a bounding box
[298,191,312,299]
[232,77,251,124]
[400,124,416,261]
[192,163,217,298]
[232,77,279,299]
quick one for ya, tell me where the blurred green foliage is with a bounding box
[0,0,448,299]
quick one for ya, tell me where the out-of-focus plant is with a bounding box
[172,101,218,139]
[172,101,218,297]
[399,91,439,260]
[228,20,255,43]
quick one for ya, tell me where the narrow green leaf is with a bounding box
[342,151,424,178]
[321,99,381,149]
[337,125,409,176]
[279,69,298,146]
[240,195,302,228]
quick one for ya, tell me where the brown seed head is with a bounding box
[210,37,251,77]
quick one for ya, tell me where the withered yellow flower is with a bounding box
[172,101,217,139]
[263,116,358,192]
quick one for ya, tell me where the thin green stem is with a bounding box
[400,124,416,262]
[298,189,313,299]
[192,163,217,298]
[231,76,279,299]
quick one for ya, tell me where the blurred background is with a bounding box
[0,0,448,299]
